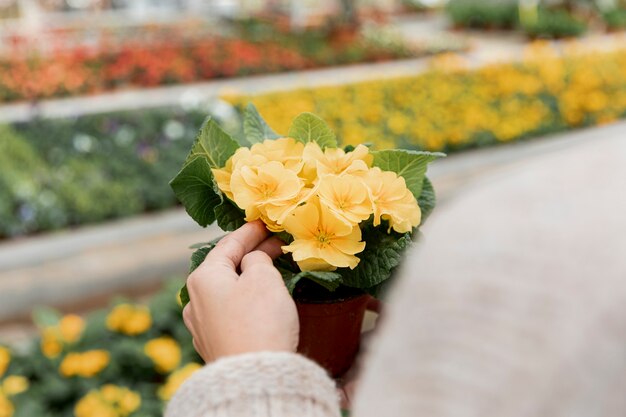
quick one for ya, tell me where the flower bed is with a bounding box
[0,281,200,417]
[0,22,417,103]
[2,44,626,239]
[225,44,626,152]
[0,109,206,238]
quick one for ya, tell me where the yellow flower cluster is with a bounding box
[0,393,12,417]
[144,337,181,374]
[75,385,141,417]
[158,363,202,401]
[40,314,86,359]
[213,138,421,271]
[0,348,8,379]
[225,44,626,152]
[106,304,152,336]
[0,346,28,417]
[59,350,110,378]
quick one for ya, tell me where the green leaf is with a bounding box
[279,268,342,294]
[190,246,213,273]
[170,156,221,227]
[187,117,240,168]
[180,243,220,308]
[288,112,338,149]
[179,286,190,307]
[214,198,246,232]
[243,103,281,144]
[32,307,61,328]
[417,176,437,223]
[341,226,413,289]
[372,150,444,199]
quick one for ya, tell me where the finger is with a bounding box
[192,338,204,361]
[240,250,275,274]
[206,221,270,270]
[253,236,285,260]
[182,305,196,337]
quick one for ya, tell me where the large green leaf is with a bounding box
[288,112,338,149]
[214,198,246,232]
[180,239,222,307]
[280,268,343,293]
[170,156,221,227]
[341,226,413,289]
[417,176,436,223]
[372,150,444,199]
[187,117,240,168]
[243,103,281,144]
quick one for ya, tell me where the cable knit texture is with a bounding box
[165,352,340,417]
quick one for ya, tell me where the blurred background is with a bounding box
[0,0,625,416]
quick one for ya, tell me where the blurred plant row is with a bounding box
[446,0,626,38]
[0,281,200,417]
[226,43,626,152]
[2,43,626,239]
[0,20,418,104]
[0,110,206,238]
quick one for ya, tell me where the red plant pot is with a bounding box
[296,294,371,377]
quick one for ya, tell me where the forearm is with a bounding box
[165,352,341,417]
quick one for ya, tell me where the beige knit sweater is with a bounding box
[166,133,626,417]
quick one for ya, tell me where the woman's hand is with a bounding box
[182,221,299,363]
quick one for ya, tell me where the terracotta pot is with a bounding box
[296,294,372,377]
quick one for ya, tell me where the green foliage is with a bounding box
[186,118,240,169]
[280,269,343,293]
[603,8,626,30]
[340,224,413,290]
[288,112,338,149]
[446,0,519,29]
[417,177,437,223]
[372,150,444,200]
[243,103,281,144]
[169,118,246,230]
[170,157,221,227]
[0,109,207,238]
[522,9,587,39]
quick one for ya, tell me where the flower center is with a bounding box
[316,231,331,247]
[260,184,275,199]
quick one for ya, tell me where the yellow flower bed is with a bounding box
[226,43,626,151]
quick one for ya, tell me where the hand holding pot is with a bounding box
[182,221,299,363]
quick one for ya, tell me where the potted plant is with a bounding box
[170,104,443,376]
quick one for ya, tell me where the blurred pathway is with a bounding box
[1,121,625,345]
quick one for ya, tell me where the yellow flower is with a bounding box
[0,394,13,417]
[75,385,140,417]
[1,376,28,396]
[40,328,63,359]
[59,350,110,378]
[317,174,373,225]
[213,138,304,202]
[144,337,181,374]
[59,314,85,344]
[363,168,421,233]
[282,198,366,270]
[158,363,202,401]
[230,161,303,223]
[302,143,372,180]
[249,137,304,172]
[212,147,267,201]
[0,348,9,378]
[106,304,152,336]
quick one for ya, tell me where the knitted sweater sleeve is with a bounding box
[164,351,341,417]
